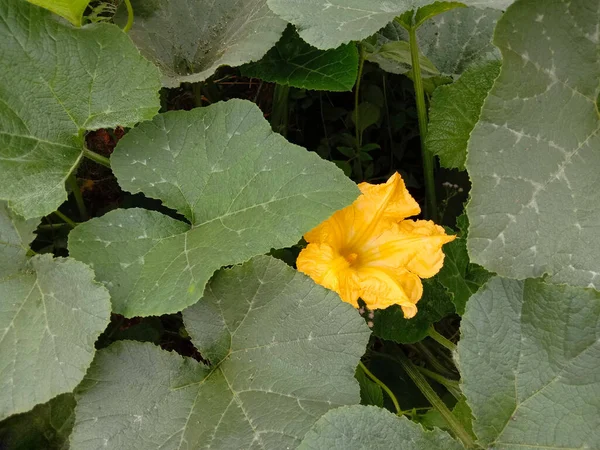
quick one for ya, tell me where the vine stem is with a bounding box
[83,147,111,168]
[358,361,401,415]
[408,26,437,221]
[271,84,290,137]
[123,0,134,33]
[427,326,457,352]
[67,174,87,221]
[53,210,77,228]
[416,366,462,400]
[395,350,476,448]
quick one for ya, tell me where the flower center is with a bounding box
[344,252,359,265]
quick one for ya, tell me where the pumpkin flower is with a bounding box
[297,172,455,319]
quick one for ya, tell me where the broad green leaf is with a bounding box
[0,202,38,277]
[427,61,501,170]
[242,26,359,91]
[372,279,454,343]
[69,99,358,317]
[298,405,462,449]
[365,7,501,78]
[114,0,287,87]
[0,254,111,420]
[27,0,90,26]
[0,0,160,219]
[70,256,371,449]
[466,0,600,288]
[266,0,510,50]
[457,277,600,448]
[355,367,384,407]
[0,394,75,450]
[413,2,466,28]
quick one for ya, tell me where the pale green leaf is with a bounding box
[457,277,600,448]
[70,256,371,449]
[69,99,358,317]
[0,394,75,450]
[365,41,440,77]
[27,0,90,26]
[466,0,600,288]
[114,0,287,87]
[0,0,160,219]
[0,202,38,277]
[266,0,510,50]
[298,405,462,449]
[427,61,501,170]
[365,7,501,78]
[0,254,111,420]
[242,25,359,91]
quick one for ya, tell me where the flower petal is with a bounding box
[357,172,421,223]
[356,267,423,316]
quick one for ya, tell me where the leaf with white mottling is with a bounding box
[69,99,358,317]
[466,0,600,288]
[458,277,600,448]
[0,0,160,219]
[114,0,287,87]
[70,256,371,450]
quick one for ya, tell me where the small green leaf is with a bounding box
[69,99,358,317]
[413,2,466,28]
[458,277,600,448]
[365,41,440,76]
[242,25,359,91]
[70,256,371,449]
[427,61,501,170]
[351,102,381,133]
[0,394,75,450]
[0,0,160,219]
[372,280,455,344]
[115,0,287,87]
[466,0,600,288]
[0,202,38,277]
[27,0,90,26]
[355,367,384,407]
[298,405,463,449]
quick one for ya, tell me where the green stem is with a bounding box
[396,350,475,448]
[354,44,366,152]
[416,366,462,400]
[53,210,77,228]
[359,361,401,415]
[66,174,87,221]
[123,0,134,33]
[427,326,457,352]
[408,26,437,221]
[411,342,456,378]
[83,147,111,168]
[271,84,290,137]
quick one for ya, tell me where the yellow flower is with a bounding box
[297,172,455,319]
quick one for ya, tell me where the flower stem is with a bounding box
[123,0,134,33]
[408,26,437,221]
[358,361,401,415]
[66,174,87,221]
[53,210,77,228]
[83,147,111,168]
[396,350,475,448]
[427,326,457,352]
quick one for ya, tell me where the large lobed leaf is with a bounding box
[266,0,513,50]
[298,405,462,449]
[466,0,600,288]
[0,0,160,219]
[0,204,111,421]
[70,256,371,450]
[458,277,600,448]
[69,99,359,317]
[115,0,287,87]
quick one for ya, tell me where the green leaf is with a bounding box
[365,41,440,77]
[413,2,466,28]
[242,25,359,91]
[351,102,381,133]
[0,254,111,420]
[114,0,287,87]
[298,405,462,449]
[70,256,371,449]
[0,202,38,277]
[427,61,501,170]
[0,0,160,219]
[365,6,501,78]
[0,394,75,450]
[266,0,510,50]
[466,0,600,288]
[27,0,90,26]
[457,277,600,448]
[69,99,359,317]
[355,367,384,407]
[419,397,476,440]
[371,280,455,344]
